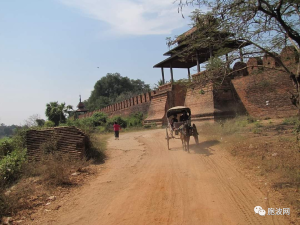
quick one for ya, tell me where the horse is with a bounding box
[179,123,191,153]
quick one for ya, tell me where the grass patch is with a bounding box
[199,116,255,139]
[252,128,263,134]
[199,116,299,217]
[282,116,299,125]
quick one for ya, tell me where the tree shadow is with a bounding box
[189,140,220,156]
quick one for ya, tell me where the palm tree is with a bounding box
[45,102,73,126]
[154,79,164,89]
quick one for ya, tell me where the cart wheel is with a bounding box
[193,124,199,145]
[166,128,170,150]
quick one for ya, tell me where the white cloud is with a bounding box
[59,0,193,36]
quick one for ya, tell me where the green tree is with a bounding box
[45,102,73,126]
[86,73,151,111]
[174,0,300,113]
[0,124,19,138]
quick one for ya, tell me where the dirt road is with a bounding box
[31,129,289,225]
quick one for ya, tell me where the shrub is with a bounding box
[0,139,14,158]
[65,117,95,135]
[282,117,299,125]
[11,128,27,150]
[38,154,73,186]
[0,191,7,217]
[91,112,108,126]
[78,117,95,135]
[107,116,127,128]
[126,113,144,127]
[44,121,55,127]
[0,149,26,185]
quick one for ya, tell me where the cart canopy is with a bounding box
[167,106,191,118]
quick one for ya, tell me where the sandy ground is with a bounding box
[28,128,290,225]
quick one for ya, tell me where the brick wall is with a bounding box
[213,79,240,117]
[144,83,186,125]
[145,92,169,125]
[232,71,297,118]
[184,82,215,120]
[78,91,153,119]
[232,50,298,118]
[26,126,89,161]
[78,47,298,123]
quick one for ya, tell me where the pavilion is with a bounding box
[153,27,249,83]
[75,95,88,118]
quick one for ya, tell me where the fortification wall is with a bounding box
[79,91,155,119]
[185,72,215,120]
[231,46,298,118]
[26,126,88,161]
[79,46,298,123]
[144,83,187,125]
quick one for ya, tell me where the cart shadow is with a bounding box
[168,147,182,152]
[189,140,220,156]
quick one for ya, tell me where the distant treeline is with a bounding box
[0,124,21,138]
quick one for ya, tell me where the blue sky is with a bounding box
[0,0,196,125]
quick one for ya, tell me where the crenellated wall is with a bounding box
[79,46,298,124]
[231,46,298,118]
[78,83,186,125]
[78,91,155,120]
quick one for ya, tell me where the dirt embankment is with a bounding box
[25,128,291,225]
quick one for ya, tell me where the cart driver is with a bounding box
[171,115,178,128]
[180,111,189,122]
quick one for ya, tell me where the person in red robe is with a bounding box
[113,122,121,140]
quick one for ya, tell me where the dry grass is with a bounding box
[199,116,300,218]
[24,154,87,186]
[0,133,109,218]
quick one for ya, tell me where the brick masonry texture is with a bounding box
[232,47,298,118]
[145,83,186,125]
[232,69,298,118]
[185,82,214,120]
[79,46,298,123]
[79,92,154,120]
[26,126,89,161]
[79,83,187,125]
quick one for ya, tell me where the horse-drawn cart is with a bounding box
[165,106,199,152]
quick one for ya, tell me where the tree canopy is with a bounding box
[0,124,20,138]
[45,102,73,126]
[85,73,151,111]
[174,0,300,111]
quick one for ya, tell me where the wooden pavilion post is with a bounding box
[196,51,200,73]
[170,64,174,83]
[161,67,165,84]
[188,68,191,81]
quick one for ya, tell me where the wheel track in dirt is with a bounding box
[28,129,289,225]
